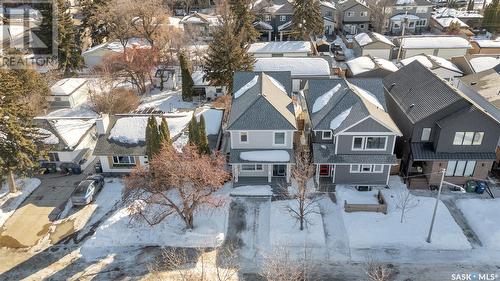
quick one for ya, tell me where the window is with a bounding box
[264,15,271,21]
[325,11,332,17]
[346,11,354,17]
[416,7,428,13]
[453,132,483,146]
[446,160,476,176]
[416,19,427,26]
[322,131,332,140]
[241,164,263,171]
[421,128,432,141]
[48,152,59,162]
[473,132,484,145]
[274,132,286,145]
[408,21,415,28]
[240,132,248,143]
[365,137,386,150]
[280,15,286,22]
[216,88,223,93]
[359,24,365,29]
[112,156,136,165]
[360,11,368,17]
[350,164,384,173]
[394,23,401,29]
[55,97,61,101]
[353,137,364,149]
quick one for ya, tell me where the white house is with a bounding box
[352,32,395,60]
[82,38,150,68]
[397,36,472,59]
[247,41,313,57]
[48,78,89,108]
[400,54,463,80]
[253,57,332,92]
[192,70,227,100]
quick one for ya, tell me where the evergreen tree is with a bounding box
[0,70,45,193]
[203,4,255,93]
[197,115,211,154]
[146,116,161,159]
[56,0,84,76]
[159,117,171,146]
[467,0,474,11]
[483,0,500,34]
[81,0,110,46]
[291,0,324,40]
[188,115,200,145]
[179,51,194,102]
[230,0,260,45]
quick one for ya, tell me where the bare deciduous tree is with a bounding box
[287,147,317,230]
[366,0,393,33]
[261,244,317,281]
[364,257,393,281]
[394,189,419,223]
[124,144,231,229]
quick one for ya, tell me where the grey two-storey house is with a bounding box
[227,71,297,186]
[253,0,294,41]
[337,0,371,34]
[304,78,402,188]
[384,0,432,35]
[383,61,500,189]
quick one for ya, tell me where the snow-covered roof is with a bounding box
[277,21,292,31]
[320,1,336,9]
[51,119,95,148]
[51,78,88,96]
[239,150,290,162]
[253,57,331,76]
[248,41,311,54]
[473,39,500,48]
[434,7,483,19]
[391,14,420,20]
[82,38,151,55]
[108,113,193,145]
[180,12,221,26]
[312,84,342,113]
[354,32,394,47]
[196,107,223,135]
[400,54,462,73]
[37,128,59,145]
[432,16,468,28]
[469,56,500,73]
[234,75,259,99]
[400,36,471,49]
[346,56,398,75]
[395,0,414,4]
[192,70,208,86]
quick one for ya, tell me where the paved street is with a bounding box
[0,173,85,249]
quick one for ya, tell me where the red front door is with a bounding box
[319,165,331,176]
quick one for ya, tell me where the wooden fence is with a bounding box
[344,190,388,214]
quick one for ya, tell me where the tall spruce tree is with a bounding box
[146,116,161,158]
[197,115,211,154]
[159,117,171,146]
[0,70,45,193]
[483,0,500,33]
[291,0,324,40]
[230,0,260,45]
[179,51,194,102]
[81,0,109,46]
[203,5,255,93]
[56,0,84,76]
[188,115,200,145]
[467,0,474,10]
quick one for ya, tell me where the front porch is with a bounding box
[232,163,292,184]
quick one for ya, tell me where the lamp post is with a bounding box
[396,11,409,62]
[426,168,446,243]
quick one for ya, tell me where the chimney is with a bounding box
[96,114,109,136]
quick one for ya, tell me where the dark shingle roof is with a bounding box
[93,116,147,156]
[313,144,397,164]
[383,61,465,124]
[228,72,296,130]
[411,143,496,161]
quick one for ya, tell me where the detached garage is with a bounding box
[352,32,395,60]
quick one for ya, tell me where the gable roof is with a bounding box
[346,56,398,76]
[34,118,96,151]
[339,0,369,10]
[399,36,471,49]
[305,78,401,135]
[228,72,296,130]
[354,32,394,47]
[400,54,462,73]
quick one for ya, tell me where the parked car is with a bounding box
[71,175,105,206]
[334,50,346,61]
[331,43,342,52]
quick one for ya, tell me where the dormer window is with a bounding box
[322,131,332,140]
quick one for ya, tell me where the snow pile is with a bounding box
[337,176,471,250]
[108,113,193,144]
[373,58,398,72]
[469,57,500,73]
[456,198,500,250]
[196,108,223,135]
[240,150,290,162]
[267,75,287,93]
[270,200,325,247]
[52,119,95,148]
[351,84,384,109]
[312,84,342,113]
[330,107,352,130]
[354,33,372,46]
[231,185,273,197]
[0,178,41,227]
[37,128,59,145]
[346,56,376,75]
[254,57,331,76]
[234,75,258,98]
[137,90,195,113]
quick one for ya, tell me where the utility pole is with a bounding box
[396,12,408,62]
[426,168,446,243]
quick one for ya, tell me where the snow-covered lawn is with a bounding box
[336,177,471,250]
[456,198,500,250]
[0,178,41,227]
[270,200,325,248]
[137,90,195,113]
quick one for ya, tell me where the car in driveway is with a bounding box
[71,175,105,205]
[334,50,346,61]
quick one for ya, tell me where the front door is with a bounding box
[319,165,331,176]
[273,164,286,177]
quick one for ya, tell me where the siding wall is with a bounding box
[230,130,294,149]
[336,135,396,154]
[334,164,389,185]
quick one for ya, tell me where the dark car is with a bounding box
[71,175,105,205]
[331,43,342,52]
[334,50,346,61]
